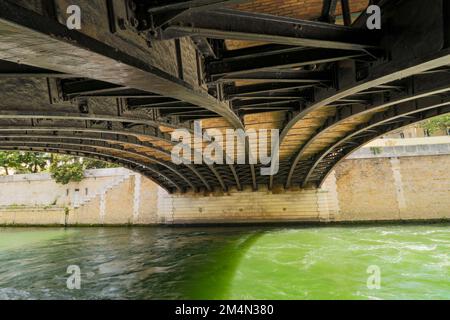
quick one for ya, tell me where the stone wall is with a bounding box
[234,0,369,21]
[328,155,450,222]
[156,187,336,224]
[0,139,449,225]
[157,139,450,224]
[0,168,159,226]
[156,154,450,224]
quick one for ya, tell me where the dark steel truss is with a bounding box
[0,0,448,193]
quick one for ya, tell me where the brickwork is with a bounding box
[227,0,370,49]
[235,0,369,20]
[0,149,449,225]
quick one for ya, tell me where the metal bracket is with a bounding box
[47,78,72,105]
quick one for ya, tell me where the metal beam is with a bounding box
[191,37,218,59]
[0,1,242,128]
[229,92,305,100]
[279,0,450,151]
[226,83,314,99]
[0,60,74,78]
[0,111,229,184]
[62,80,126,97]
[228,164,242,191]
[0,110,177,130]
[220,44,299,60]
[208,164,228,192]
[315,104,450,187]
[163,9,379,50]
[340,0,352,26]
[146,1,250,29]
[0,125,213,191]
[0,134,197,190]
[217,70,332,83]
[278,53,450,168]
[162,108,215,115]
[147,0,247,13]
[0,109,198,158]
[285,71,450,188]
[127,98,192,109]
[304,97,450,187]
[207,48,363,78]
[0,146,176,192]
[319,0,338,23]
[233,99,301,110]
[80,88,159,98]
[0,142,181,192]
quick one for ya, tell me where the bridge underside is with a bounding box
[0,0,449,193]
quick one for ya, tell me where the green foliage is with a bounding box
[50,155,84,185]
[16,152,50,173]
[422,114,450,134]
[0,151,50,175]
[0,151,17,175]
[49,155,119,185]
[0,150,120,185]
[84,158,119,170]
[370,147,383,155]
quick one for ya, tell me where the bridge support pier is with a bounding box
[157,186,337,225]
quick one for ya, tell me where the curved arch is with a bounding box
[0,134,198,190]
[0,113,247,191]
[0,110,182,132]
[276,50,450,182]
[0,141,183,192]
[0,145,177,193]
[0,126,210,189]
[0,124,233,191]
[305,102,450,187]
[0,0,244,128]
[285,71,450,187]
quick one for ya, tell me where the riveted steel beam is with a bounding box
[0,142,180,192]
[280,0,450,152]
[208,48,363,79]
[0,60,75,78]
[226,83,315,99]
[163,9,379,50]
[147,0,246,13]
[217,70,332,84]
[319,0,338,23]
[0,126,214,191]
[285,71,450,188]
[304,97,450,187]
[0,1,243,128]
[0,133,198,190]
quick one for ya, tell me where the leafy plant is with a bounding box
[84,158,118,170]
[0,151,120,184]
[49,155,119,185]
[422,114,450,134]
[50,155,84,185]
[370,147,383,155]
[0,151,50,175]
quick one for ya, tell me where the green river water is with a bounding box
[0,224,448,300]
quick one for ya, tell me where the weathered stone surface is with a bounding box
[0,152,448,225]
